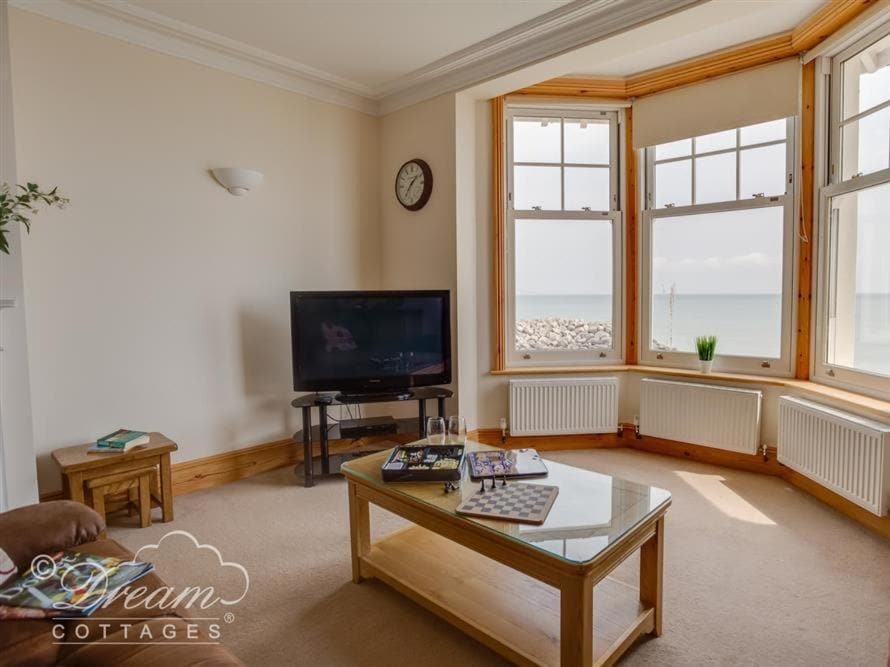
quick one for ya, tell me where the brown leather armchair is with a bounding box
[0,501,243,666]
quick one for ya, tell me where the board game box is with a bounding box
[467,448,548,481]
[381,445,465,482]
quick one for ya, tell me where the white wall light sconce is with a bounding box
[211,167,263,196]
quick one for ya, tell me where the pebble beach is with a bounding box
[515,318,673,351]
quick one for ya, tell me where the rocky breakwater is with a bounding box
[516,318,611,350]
[516,318,676,351]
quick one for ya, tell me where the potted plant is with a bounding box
[695,335,718,373]
[0,182,68,255]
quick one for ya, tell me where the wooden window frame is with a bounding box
[493,103,627,370]
[639,118,799,376]
[813,20,890,400]
[492,0,874,376]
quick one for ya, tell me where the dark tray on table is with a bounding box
[381,445,465,482]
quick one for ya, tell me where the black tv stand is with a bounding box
[335,390,414,402]
[291,386,452,487]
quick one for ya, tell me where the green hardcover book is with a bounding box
[96,429,150,450]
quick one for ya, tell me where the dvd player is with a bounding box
[339,416,398,439]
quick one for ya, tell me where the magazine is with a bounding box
[0,551,154,617]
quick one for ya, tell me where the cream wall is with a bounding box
[10,10,380,494]
[378,93,458,417]
[454,93,479,428]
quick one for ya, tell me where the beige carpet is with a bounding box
[109,448,890,666]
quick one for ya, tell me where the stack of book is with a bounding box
[89,429,150,454]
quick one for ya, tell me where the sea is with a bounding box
[517,293,890,375]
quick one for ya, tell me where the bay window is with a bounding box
[816,23,890,396]
[504,107,624,366]
[641,119,796,374]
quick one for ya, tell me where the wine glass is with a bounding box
[446,416,467,445]
[426,417,446,445]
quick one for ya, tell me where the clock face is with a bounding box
[395,159,433,211]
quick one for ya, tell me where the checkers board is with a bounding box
[455,482,558,525]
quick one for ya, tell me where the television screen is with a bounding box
[290,290,451,393]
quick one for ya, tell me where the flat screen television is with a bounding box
[290,290,451,395]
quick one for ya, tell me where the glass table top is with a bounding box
[341,440,671,565]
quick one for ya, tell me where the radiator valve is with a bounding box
[760,443,769,461]
[499,417,507,444]
[634,415,642,439]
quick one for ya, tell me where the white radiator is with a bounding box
[778,395,890,516]
[509,377,618,436]
[639,378,762,454]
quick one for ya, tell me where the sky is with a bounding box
[515,219,611,295]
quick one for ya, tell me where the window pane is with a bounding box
[514,165,560,210]
[826,182,890,377]
[515,219,613,351]
[654,159,691,208]
[841,107,890,179]
[842,33,890,118]
[651,207,783,357]
[695,129,736,154]
[740,143,787,198]
[513,117,561,163]
[655,139,692,160]
[564,167,610,211]
[695,152,736,204]
[740,119,786,146]
[564,119,609,164]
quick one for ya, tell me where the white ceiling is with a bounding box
[129,0,572,92]
[572,0,826,77]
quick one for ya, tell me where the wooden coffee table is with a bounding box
[341,441,671,666]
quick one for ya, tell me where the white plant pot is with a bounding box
[699,359,714,374]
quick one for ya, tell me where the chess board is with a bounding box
[455,482,558,525]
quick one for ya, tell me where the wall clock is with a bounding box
[395,158,433,211]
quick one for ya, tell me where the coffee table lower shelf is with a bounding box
[359,526,654,666]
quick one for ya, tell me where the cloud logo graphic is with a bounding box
[129,530,249,605]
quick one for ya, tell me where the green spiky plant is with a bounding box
[695,335,718,361]
[0,182,69,255]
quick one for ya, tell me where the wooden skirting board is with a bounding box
[40,431,417,502]
[40,425,890,539]
[172,430,419,495]
[474,428,626,451]
[475,426,780,474]
[172,438,298,495]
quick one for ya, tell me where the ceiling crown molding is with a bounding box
[9,0,378,114]
[11,0,704,116]
[375,0,704,114]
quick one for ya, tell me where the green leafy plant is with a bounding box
[695,335,718,361]
[0,182,69,255]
